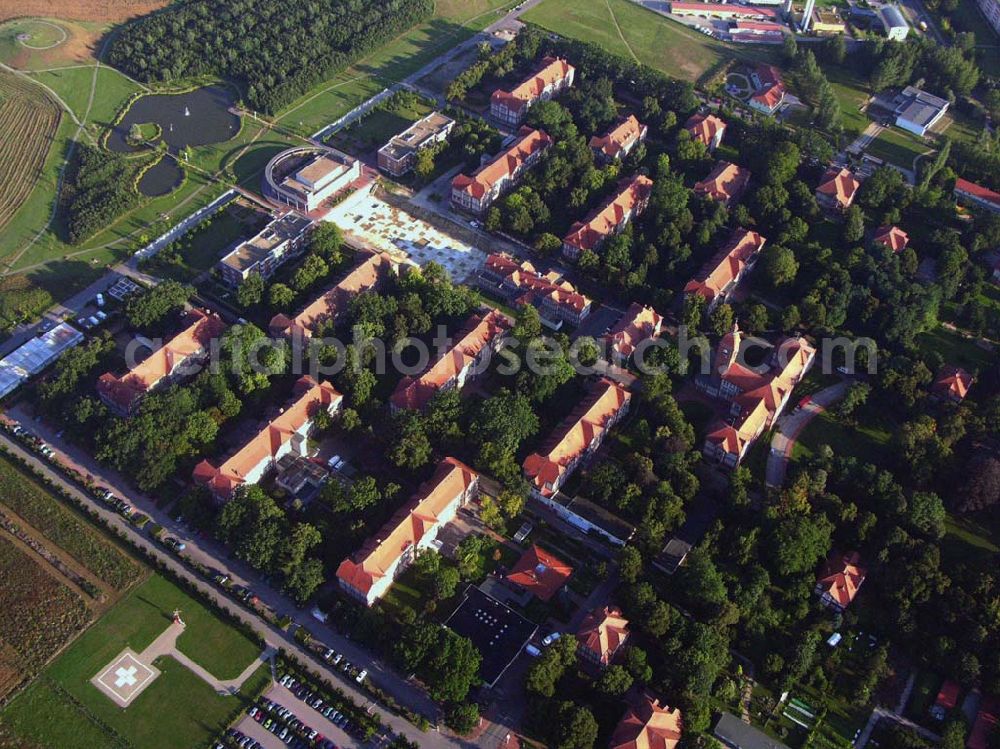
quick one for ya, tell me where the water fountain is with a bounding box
[184,106,190,117]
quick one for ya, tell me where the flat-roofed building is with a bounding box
[451,127,553,215]
[97,309,225,415]
[216,213,314,287]
[670,1,781,19]
[336,457,479,606]
[811,8,846,33]
[193,376,342,500]
[562,175,654,260]
[264,146,361,213]
[892,85,949,136]
[377,112,455,177]
[490,57,575,126]
[976,0,1000,35]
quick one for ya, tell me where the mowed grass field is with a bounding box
[0,574,268,749]
[521,0,741,83]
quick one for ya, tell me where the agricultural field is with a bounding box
[0,574,268,749]
[0,1,170,23]
[0,535,92,698]
[0,69,61,234]
[0,451,142,591]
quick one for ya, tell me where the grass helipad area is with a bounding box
[0,574,269,749]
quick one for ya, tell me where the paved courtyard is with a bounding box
[325,193,487,282]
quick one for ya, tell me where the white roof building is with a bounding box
[0,323,84,399]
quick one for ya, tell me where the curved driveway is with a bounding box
[765,381,849,488]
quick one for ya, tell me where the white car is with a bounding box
[542,632,561,646]
[355,669,367,684]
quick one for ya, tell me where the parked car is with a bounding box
[355,669,367,684]
[163,537,186,552]
[542,632,561,647]
[525,644,542,657]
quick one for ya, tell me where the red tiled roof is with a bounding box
[606,302,664,358]
[491,57,574,114]
[955,178,1000,208]
[506,544,572,601]
[452,127,553,199]
[577,606,629,666]
[486,253,592,315]
[969,697,999,749]
[874,225,909,253]
[523,378,631,497]
[932,365,973,401]
[816,167,861,209]
[684,112,726,148]
[193,376,342,498]
[751,81,786,110]
[935,680,961,710]
[817,551,866,608]
[694,161,751,204]
[755,63,783,87]
[269,251,394,338]
[706,395,770,459]
[336,457,478,597]
[610,694,683,749]
[97,309,225,413]
[684,228,766,303]
[563,175,653,252]
[390,309,509,410]
[672,1,779,17]
[590,115,647,160]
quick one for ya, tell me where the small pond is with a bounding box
[106,85,241,197]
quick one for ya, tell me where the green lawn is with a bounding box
[914,326,994,372]
[866,127,933,169]
[330,98,434,155]
[792,409,892,463]
[29,65,142,126]
[824,67,872,137]
[522,0,753,83]
[0,574,266,749]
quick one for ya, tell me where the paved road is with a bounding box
[765,381,849,488]
[0,427,472,749]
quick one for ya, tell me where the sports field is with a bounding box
[521,0,741,82]
[0,574,268,749]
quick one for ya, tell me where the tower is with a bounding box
[801,0,816,31]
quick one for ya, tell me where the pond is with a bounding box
[106,85,240,197]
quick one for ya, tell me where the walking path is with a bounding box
[765,381,849,488]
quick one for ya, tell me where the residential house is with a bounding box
[477,252,592,327]
[523,377,632,497]
[605,303,664,361]
[217,213,314,287]
[577,606,629,668]
[685,112,727,151]
[561,175,654,260]
[694,161,751,207]
[873,225,909,253]
[269,251,396,339]
[505,544,572,601]
[389,309,510,411]
[97,309,225,415]
[955,177,1000,215]
[377,112,455,177]
[336,458,480,606]
[968,696,999,749]
[815,551,867,611]
[932,365,973,402]
[590,115,648,162]
[611,694,683,749]
[748,64,786,115]
[815,167,861,213]
[892,86,949,137]
[684,228,766,310]
[490,56,575,126]
[451,127,553,215]
[193,376,342,500]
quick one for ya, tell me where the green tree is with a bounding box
[423,631,482,702]
[310,222,343,261]
[597,664,633,696]
[125,281,192,329]
[446,703,480,735]
[551,701,598,749]
[269,282,295,310]
[237,272,264,307]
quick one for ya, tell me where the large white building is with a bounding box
[892,86,949,137]
[264,146,361,213]
[216,212,314,287]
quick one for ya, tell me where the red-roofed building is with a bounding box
[491,57,575,126]
[816,167,861,213]
[269,251,396,339]
[955,178,1000,215]
[815,551,866,611]
[610,694,683,749]
[671,1,779,19]
[605,303,664,361]
[452,127,553,215]
[968,696,999,749]
[931,680,961,720]
[505,544,572,601]
[684,228,766,310]
[97,309,225,415]
[478,252,592,326]
[731,20,787,41]
[390,309,510,411]
[562,175,653,260]
[694,161,751,207]
[337,458,479,606]
[590,115,648,162]
[932,365,974,403]
[523,377,632,497]
[577,606,629,668]
[749,64,786,115]
[873,225,909,253]
[685,112,727,152]
[193,376,342,500]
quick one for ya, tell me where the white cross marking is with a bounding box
[114,665,138,688]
